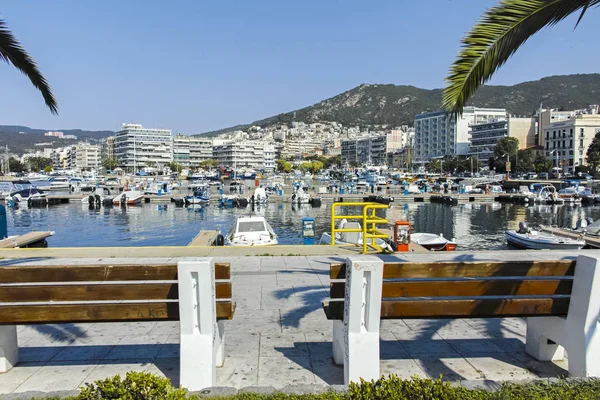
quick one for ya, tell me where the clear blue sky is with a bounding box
[0,1,598,133]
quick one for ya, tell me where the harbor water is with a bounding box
[6,201,600,250]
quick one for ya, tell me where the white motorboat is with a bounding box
[250,187,269,205]
[81,187,114,206]
[291,187,311,204]
[112,190,144,205]
[411,232,457,251]
[533,185,564,204]
[5,187,46,207]
[225,216,278,246]
[319,219,392,250]
[506,222,585,250]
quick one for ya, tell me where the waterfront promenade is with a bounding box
[0,250,593,395]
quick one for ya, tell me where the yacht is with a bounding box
[225,216,278,246]
[5,187,46,207]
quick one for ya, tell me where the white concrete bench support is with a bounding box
[332,256,384,385]
[0,325,18,373]
[526,255,600,377]
[178,257,222,390]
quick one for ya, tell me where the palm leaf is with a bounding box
[443,0,599,116]
[0,19,57,114]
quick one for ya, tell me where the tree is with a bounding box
[0,20,57,113]
[426,159,440,173]
[145,160,156,168]
[586,129,600,171]
[534,155,553,173]
[43,165,52,173]
[324,155,341,169]
[8,157,24,173]
[168,161,183,173]
[443,1,595,115]
[515,149,534,173]
[102,157,119,171]
[27,156,52,172]
[310,161,324,173]
[199,159,218,169]
[276,159,292,173]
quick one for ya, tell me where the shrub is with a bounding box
[77,371,188,400]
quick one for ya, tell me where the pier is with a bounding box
[541,226,600,249]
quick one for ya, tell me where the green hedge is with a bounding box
[52,372,600,400]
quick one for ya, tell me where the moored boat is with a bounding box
[225,216,278,246]
[506,222,585,250]
[411,232,457,251]
[112,190,144,205]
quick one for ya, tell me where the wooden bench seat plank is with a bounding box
[0,282,232,302]
[324,298,570,320]
[0,301,235,324]
[330,261,575,280]
[0,263,231,283]
[330,279,573,299]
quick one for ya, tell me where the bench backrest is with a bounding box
[325,260,575,319]
[0,262,234,324]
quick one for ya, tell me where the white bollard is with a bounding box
[178,258,220,390]
[0,325,18,373]
[338,256,384,385]
[526,255,600,377]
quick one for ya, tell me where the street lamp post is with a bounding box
[550,149,559,177]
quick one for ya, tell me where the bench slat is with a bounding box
[330,261,575,279]
[324,297,570,320]
[0,263,231,282]
[0,301,235,324]
[0,282,232,302]
[330,279,573,299]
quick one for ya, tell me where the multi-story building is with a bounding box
[414,107,506,165]
[172,135,214,167]
[543,113,600,173]
[114,123,173,169]
[341,133,402,166]
[213,141,275,171]
[106,136,116,159]
[74,142,101,171]
[468,116,536,166]
[536,105,600,147]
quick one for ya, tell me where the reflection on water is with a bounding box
[6,201,600,250]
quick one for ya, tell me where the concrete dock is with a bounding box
[0,249,593,395]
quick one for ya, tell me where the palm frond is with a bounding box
[0,20,57,114]
[443,0,599,116]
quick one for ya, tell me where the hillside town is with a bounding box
[5,104,600,178]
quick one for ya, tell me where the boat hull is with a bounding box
[505,230,584,250]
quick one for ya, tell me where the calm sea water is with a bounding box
[5,201,600,250]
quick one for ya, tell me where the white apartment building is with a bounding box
[75,142,101,171]
[172,135,213,167]
[341,132,405,166]
[537,105,600,147]
[213,141,275,171]
[414,107,506,164]
[468,116,536,166]
[543,114,600,173]
[114,123,173,169]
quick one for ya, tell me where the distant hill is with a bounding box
[199,74,600,136]
[0,125,114,156]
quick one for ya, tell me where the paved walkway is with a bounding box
[0,253,581,394]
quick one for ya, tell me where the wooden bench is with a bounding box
[0,257,234,391]
[322,255,600,384]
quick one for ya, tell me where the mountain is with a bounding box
[199,74,600,136]
[0,125,114,156]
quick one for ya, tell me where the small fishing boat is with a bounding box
[250,187,269,205]
[411,232,457,251]
[81,187,114,206]
[184,185,210,205]
[112,190,144,205]
[506,222,585,250]
[219,194,248,208]
[5,187,46,207]
[225,216,278,246]
[319,219,393,251]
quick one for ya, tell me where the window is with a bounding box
[546,131,549,139]
[562,140,565,148]
[580,158,584,165]
[570,139,573,148]
[581,140,584,148]
[545,142,549,149]
[563,131,566,138]
[553,131,556,139]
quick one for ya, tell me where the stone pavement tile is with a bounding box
[280,310,331,334]
[283,257,310,270]
[234,275,278,288]
[104,335,170,360]
[260,258,286,271]
[491,338,526,352]
[306,341,331,360]
[216,356,259,388]
[414,354,484,381]
[257,355,315,387]
[146,358,179,386]
[233,291,262,311]
[0,363,43,394]
[391,326,444,341]
[19,346,66,362]
[381,340,410,358]
[402,340,459,356]
[380,319,411,331]
[436,327,492,340]
[82,359,155,385]
[403,319,454,332]
[506,351,568,377]
[148,321,179,335]
[311,357,344,386]
[447,339,506,355]
[260,334,308,358]
[464,353,538,381]
[304,330,332,342]
[14,361,98,392]
[380,359,428,379]
[225,333,260,359]
[85,322,158,336]
[261,286,300,310]
[52,344,115,362]
[228,310,281,335]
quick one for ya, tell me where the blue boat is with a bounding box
[184,187,210,205]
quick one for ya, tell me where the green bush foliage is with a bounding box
[68,372,600,400]
[77,371,188,400]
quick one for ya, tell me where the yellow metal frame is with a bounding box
[330,202,389,254]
